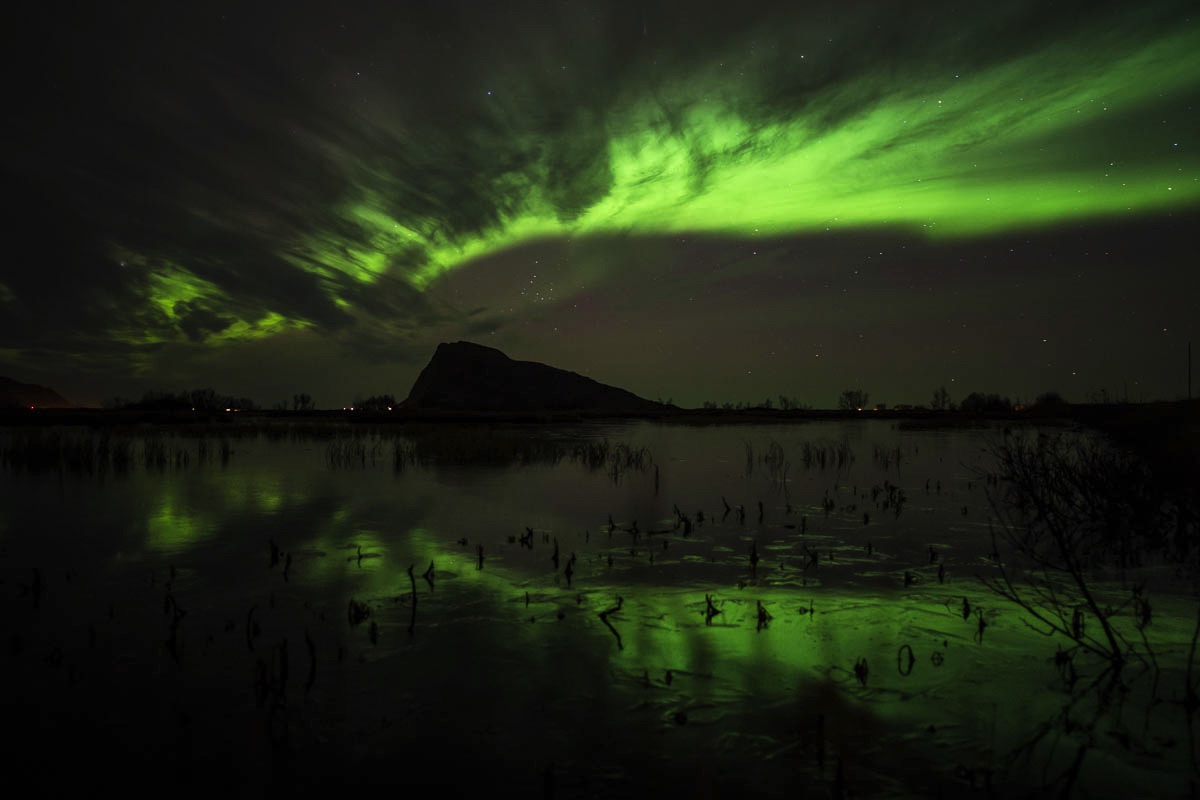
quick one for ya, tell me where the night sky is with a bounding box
[2,1,1196,409]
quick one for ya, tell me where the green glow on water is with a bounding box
[146,486,212,552]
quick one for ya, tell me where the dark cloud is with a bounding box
[1,0,1195,405]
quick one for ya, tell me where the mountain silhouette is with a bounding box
[0,376,75,409]
[402,341,664,413]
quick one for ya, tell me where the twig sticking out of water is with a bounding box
[423,561,435,592]
[750,542,760,578]
[974,608,988,644]
[854,657,869,686]
[704,593,722,626]
[551,538,560,570]
[598,597,624,650]
[802,545,818,571]
[756,600,772,632]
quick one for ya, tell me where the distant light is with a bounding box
[387,407,393,411]
[225,408,231,412]
[29,406,34,410]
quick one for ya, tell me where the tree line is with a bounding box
[103,389,402,412]
[103,387,260,412]
[697,387,1069,413]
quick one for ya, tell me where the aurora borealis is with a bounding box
[2,1,1196,408]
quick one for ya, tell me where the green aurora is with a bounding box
[313,22,1199,294]
[111,8,1200,342]
[2,0,1197,405]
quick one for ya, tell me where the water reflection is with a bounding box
[0,420,1194,796]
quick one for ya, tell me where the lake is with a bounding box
[1,419,1195,797]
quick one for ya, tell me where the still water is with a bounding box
[0,420,1195,797]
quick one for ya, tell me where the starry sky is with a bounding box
[2,0,1197,409]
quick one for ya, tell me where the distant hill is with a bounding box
[0,376,75,409]
[402,341,664,414]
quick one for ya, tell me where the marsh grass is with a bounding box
[5,417,1197,796]
[0,428,233,475]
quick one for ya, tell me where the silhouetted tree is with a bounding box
[123,387,258,411]
[959,392,1012,413]
[190,387,218,411]
[356,394,396,412]
[292,393,314,411]
[1034,391,1068,408]
[931,386,953,411]
[777,394,806,411]
[838,389,869,411]
[1030,391,1070,416]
